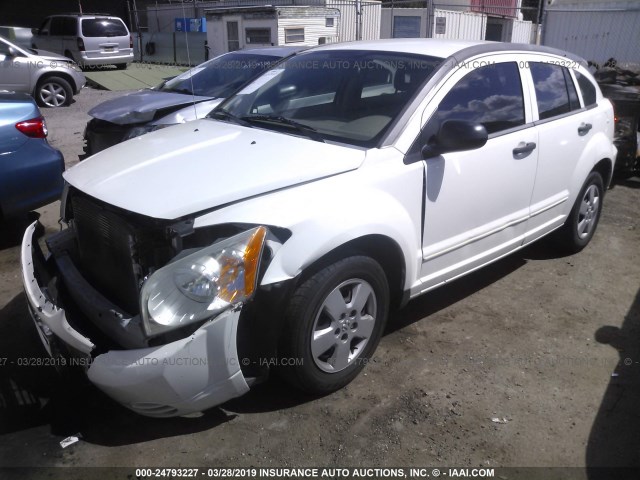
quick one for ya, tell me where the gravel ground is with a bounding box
[0,86,639,475]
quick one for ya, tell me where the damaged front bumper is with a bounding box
[20,222,250,417]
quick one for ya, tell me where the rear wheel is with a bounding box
[35,76,73,108]
[279,256,389,394]
[115,63,128,70]
[555,171,604,253]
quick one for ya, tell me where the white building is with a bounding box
[543,0,640,65]
[204,5,340,57]
[380,0,534,44]
[145,0,381,43]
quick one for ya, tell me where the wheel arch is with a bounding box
[286,234,408,309]
[34,71,78,95]
[592,157,614,189]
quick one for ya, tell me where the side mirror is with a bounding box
[31,28,40,35]
[7,46,18,57]
[421,120,488,158]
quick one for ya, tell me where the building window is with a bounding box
[285,27,305,43]
[245,28,271,44]
[325,17,334,27]
[393,16,420,38]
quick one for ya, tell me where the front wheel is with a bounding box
[35,76,73,108]
[555,171,604,253]
[279,256,389,394]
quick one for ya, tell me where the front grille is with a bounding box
[85,118,130,154]
[70,193,175,314]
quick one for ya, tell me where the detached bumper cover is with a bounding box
[20,222,250,417]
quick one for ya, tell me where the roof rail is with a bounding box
[54,12,115,17]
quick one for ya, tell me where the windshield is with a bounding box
[160,53,283,98]
[215,50,442,147]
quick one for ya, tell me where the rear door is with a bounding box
[47,17,65,54]
[523,59,595,242]
[59,17,78,60]
[417,57,538,289]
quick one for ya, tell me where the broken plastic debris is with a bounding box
[60,434,82,448]
[491,417,509,424]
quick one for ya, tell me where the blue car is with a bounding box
[0,92,64,219]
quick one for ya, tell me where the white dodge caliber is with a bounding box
[21,39,616,417]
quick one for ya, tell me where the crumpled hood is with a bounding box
[88,90,212,125]
[64,119,365,219]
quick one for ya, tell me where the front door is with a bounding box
[418,59,538,290]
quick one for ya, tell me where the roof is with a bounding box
[314,38,488,58]
[232,46,307,57]
[311,38,586,64]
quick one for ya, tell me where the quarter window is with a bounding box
[564,68,581,111]
[575,71,597,107]
[49,17,65,36]
[285,28,304,43]
[430,62,525,135]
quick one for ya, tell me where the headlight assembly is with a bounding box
[140,226,267,336]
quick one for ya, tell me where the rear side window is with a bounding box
[81,18,128,37]
[49,17,65,36]
[60,17,77,36]
[575,71,597,107]
[530,63,577,120]
[431,62,525,135]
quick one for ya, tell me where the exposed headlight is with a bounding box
[140,226,267,336]
[123,123,170,140]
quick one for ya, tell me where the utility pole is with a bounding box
[536,0,544,45]
[356,0,363,40]
[131,0,143,62]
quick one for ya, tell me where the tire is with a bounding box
[115,63,128,70]
[279,255,389,394]
[555,171,604,253]
[35,76,73,108]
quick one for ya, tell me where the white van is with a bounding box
[32,13,133,69]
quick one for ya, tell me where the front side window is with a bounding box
[38,18,51,35]
[285,28,305,43]
[215,50,442,147]
[429,62,525,135]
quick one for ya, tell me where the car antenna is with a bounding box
[180,1,197,120]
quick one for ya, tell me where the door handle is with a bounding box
[512,142,537,158]
[578,123,592,136]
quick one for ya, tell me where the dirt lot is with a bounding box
[0,86,639,476]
